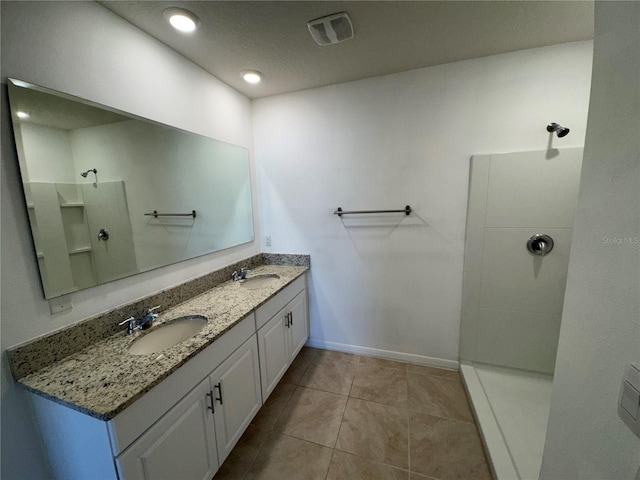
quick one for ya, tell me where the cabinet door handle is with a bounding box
[206,391,215,414]
[214,382,223,405]
[285,312,292,328]
[289,312,293,326]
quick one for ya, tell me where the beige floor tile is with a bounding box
[407,373,474,423]
[409,412,491,480]
[407,364,460,380]
[350,364,408,408]
[281,347,317,385]
[359,356,408,371]
[245,432,333,480]
[274,386,347,447]
[251,382,296,430]
[214,424,269,480]
[218,349,490,480]
[299,355,358,395]
[327,450,409,480]
[303,347,324,355]
[315,349,361,363]
[336,397,409,469]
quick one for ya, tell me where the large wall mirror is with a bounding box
[7,78,254,299]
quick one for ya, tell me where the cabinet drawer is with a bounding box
[255,276,305,330]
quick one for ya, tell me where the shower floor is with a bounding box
[460,363,553,480]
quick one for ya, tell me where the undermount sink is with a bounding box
[240,274,281,290]
[128,315,208,355]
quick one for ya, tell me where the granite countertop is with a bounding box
[17,264,307,421]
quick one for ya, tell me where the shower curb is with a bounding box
[460,362,520,480]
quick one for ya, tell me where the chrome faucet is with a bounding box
[119,316,138,335]
[119,306,161,334]
[139,306,161,329]
[231,267,251,282]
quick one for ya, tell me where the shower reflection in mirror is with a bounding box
[8,78,254,299]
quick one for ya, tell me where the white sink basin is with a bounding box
[240,274,280,290]
[128,315,208,355]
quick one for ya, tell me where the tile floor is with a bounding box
[214,348,492,480]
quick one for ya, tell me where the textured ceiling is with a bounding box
[100,1,594,99]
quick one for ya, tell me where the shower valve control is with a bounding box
[527,234,554,257]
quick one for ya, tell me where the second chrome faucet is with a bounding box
[119,306,161,335]
[231,267,251,282]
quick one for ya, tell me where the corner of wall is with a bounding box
[540,2,640,477]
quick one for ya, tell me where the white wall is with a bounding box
[1,2,256,478]
[541,2,640,478]
[19,123,76,183]
[253,41,593,365]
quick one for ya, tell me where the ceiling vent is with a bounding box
[307,12,354,46]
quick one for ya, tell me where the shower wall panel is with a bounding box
[460,148,583,373]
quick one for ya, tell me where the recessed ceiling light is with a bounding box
[16,111,29,120]
[242,71,262,84]
[163,8,200,33]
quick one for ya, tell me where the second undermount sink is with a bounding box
[240,274,281,290]
[128,315,208,355]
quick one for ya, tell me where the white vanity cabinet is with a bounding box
[257,310,290,399]
[287,290,309,362]
[116,378,219,480]
[116,334,262,479]
[256,277,308,399]
[209,334,262,464]
[27,272,308,480]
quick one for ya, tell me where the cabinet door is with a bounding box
[116,379,218,480]
[258,311,290,400]
[287,291,309,362]
[210,335,262,464]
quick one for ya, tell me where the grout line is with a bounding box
[334,449,414,475]
[264,383,297,431]
[238,426,266,480]
[407,398,411,475]
[349,393,413,412]
[323,446,336,480]
[295,350,317,380]
[404,408,478,426]
[407,370,461,382]
[296,384,351,397]
[278,431,337,450]
[332,378,351,467]
[346,367,356,398]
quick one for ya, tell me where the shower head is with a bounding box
[546,122,570,138]
[80,168,97,178]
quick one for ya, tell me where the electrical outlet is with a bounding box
[265,235,272,247]
[49,295,72,314]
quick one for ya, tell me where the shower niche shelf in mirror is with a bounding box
[8,78,255,299]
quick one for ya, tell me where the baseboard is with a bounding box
[305,337,459,371]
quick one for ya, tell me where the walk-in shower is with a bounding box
[459,148,583,479]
